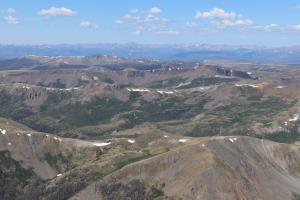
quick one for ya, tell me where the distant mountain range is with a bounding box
[2,43,300,63]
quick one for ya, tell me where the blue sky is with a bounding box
[1,0,300,46]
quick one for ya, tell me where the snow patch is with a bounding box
[179,139,188,143]
[199,87,211,90]
[53,137,62,142]
[175,82,189,88]
[157,90,174,95]
[127,88,150,93]
[128,139,136,144]
[164,135,169,138]
[229,138,238,143]
[235,84,258,88]
[56,174,62,177]
[1,129,7,135]
[26,133,31,137]
[46,87,80,91]
[22,85,31,89]
[289,114,299,122]
[93,142,111,147]
[7,142,12,146]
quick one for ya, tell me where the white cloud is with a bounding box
[186,21,200,28]
[80,21,91,28]
[154,30,179,35]
[193,7,255,29]
[79,21,99,29]
[4,15,19,25]
[144,14,169,24]
[148,7,162,14]
[38,7,78,17]
[195,8,237,19]
[123,14,140,21]
[129,9,139,14]
[190,7,285,33]
[132,29,142,35]
[292,24,300,30]
[220,19,254,27]
[114,19,124,24]
[253,24,280,31]
[7,8,16,14]
[116,7,178,36]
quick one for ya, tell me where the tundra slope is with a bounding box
[1,118,300,200]
[73,137,300,200]
[0,56,300,199]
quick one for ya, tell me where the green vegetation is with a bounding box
[147,77,186,88]
[44,97,131,128]
[129,91,142,100]
[179,76,237,89]
[90,171,104,181]
[114,154,152,170]
[149,186,164,199]
[0,151,33,183]
[0,90,131,133]
[33,92,209,133]
[119,83,136,89]
[96,149,104,160]
[258,122,300,143]
[122,95,208,129]
[0,80,297,144]
[75,79,90,87]
[43,153,72,171]
[43,92,72,106]
[46,79,66,88]
[137,98,205,121]
[292,193,300,200]
[0,151,35,199]
[102,77,115,84]
[187,97,297,139]
[0,90,27,119]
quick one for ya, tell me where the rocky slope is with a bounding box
[73,136,300,200]
[1,116,300,200]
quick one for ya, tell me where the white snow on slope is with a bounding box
[179,139,188,143]
[127,88,150,92]
[93,142,111,147]
[229,138,238,143]
[128,139,136,144]
[235,84,258,88]
[289,114,299,122]
[0,129,7,135]
[157,90,175,94]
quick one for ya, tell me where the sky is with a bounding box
[1,0,300,46]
